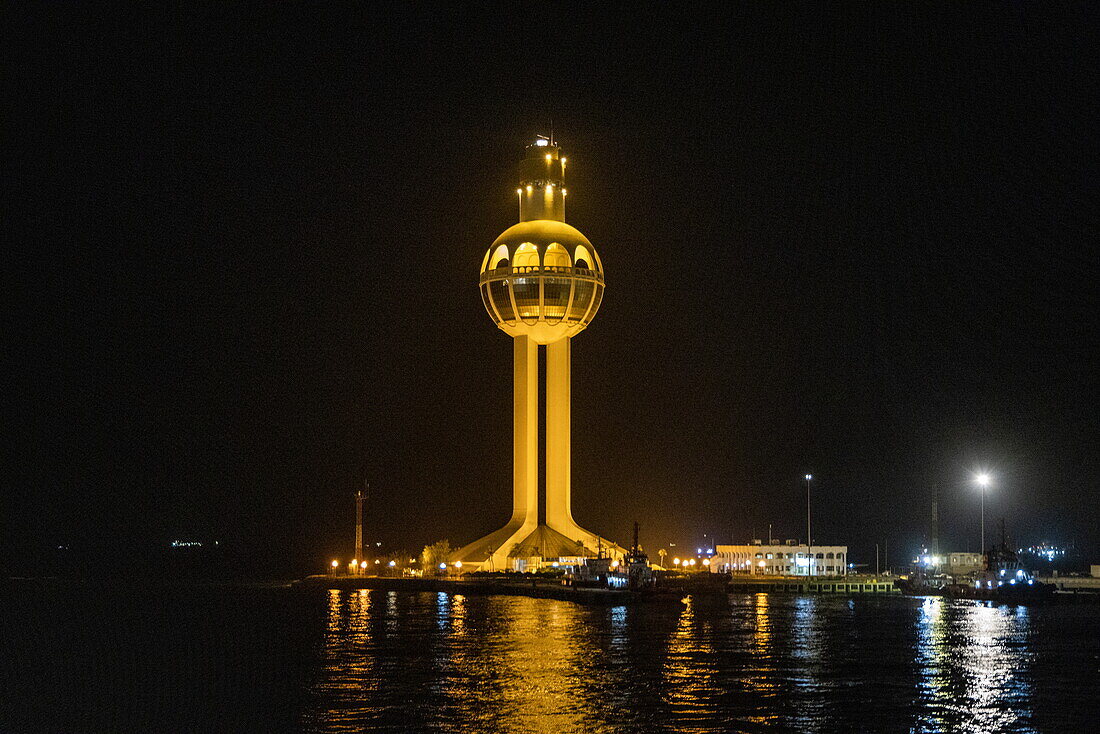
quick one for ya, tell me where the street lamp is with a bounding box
[804,474,813,577]
[975,473,991,552]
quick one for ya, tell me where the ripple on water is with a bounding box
[293,591,1096,733]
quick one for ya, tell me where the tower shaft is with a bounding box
[513,335,539,531]
[545,337,601,548]
[545,337,570,529]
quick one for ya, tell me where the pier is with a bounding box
[296,573,902,602]
[726,576,900,595]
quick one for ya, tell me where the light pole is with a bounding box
[976,473,991,552]
[804,474,813,577]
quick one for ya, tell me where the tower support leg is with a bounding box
[512,334,539,539]
[545,337,606,552]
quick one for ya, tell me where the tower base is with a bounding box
[451,522,626,572]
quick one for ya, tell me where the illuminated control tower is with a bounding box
[453,137,621,570]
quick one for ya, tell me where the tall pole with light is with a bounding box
[355,482,366,571]
[804,474,813,577]
[975,473,991,553]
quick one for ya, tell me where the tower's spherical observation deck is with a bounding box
[479,220,604,344]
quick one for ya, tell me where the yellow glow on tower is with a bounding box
[453,137,617,572]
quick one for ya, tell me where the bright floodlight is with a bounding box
[805,474,812,480]
[976,473,991,487]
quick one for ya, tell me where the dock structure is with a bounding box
[1038,576,1100,595]
[726,576,900,595]
[298,573,902,602]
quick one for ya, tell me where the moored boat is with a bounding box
[943,525,1055,602]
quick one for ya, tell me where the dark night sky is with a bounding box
[7,3,1099,573]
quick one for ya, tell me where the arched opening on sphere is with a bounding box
[511,243,541,323]
[513,242,539,269]
[542,244,572,324]
[574,244,593,271]
[490,244,511,270]
[543,243,571,269]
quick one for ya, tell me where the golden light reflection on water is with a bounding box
[661,595,721,728]
[485,596,591,733]
[749,593,778,696]
[301,590,1056,733]
[740,592,780,727]
[304,590,379,731]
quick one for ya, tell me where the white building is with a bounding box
[710,540,848,577]
[946,552,983,576]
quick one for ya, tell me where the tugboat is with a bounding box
[943,519,1055,602]
[607,521,655,591]
[565,522,656,592]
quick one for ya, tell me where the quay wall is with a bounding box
[297,574,901,602]
[726,576,900,595]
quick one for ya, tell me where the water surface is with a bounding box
[3,585,1097,732]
